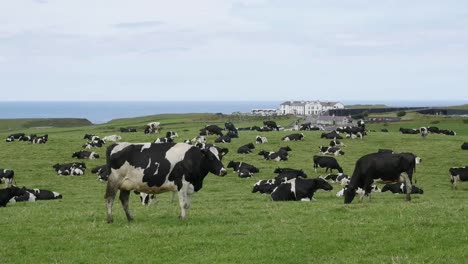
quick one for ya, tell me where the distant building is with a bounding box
[251,109,279,116]
[314,115,350,126]
[280,101,344,115]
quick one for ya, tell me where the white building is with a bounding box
[280,101,344,115]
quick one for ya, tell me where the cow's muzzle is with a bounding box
[219,168,227,176]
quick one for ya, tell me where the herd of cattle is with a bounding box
[2,120,468,223]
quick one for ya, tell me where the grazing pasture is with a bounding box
[1,113,468,263]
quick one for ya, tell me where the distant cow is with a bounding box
[273,167,307,176]
[252,179,278,194]
[300,123,320,131]
[449,166,468,189]
[91,165,109,181]
[120,127,137,133]
[203,125,224,136]
[321,131,343,140]
[336,184,380,198]
[31,134,48,144]
[0,186,28,207]
[313,156,343,173]
[381,129,389,132]
[462,143,468,150]
[166,131,178,139]
[72,151,99,159]
[427,127,440,133]
[83,140,105,149]
[227,161,259,178]
[214,135,231,143]
[255,135,268,144]
[381,183,424,194]
[105,142,228,222]
[324,174,349,185]
[420,127,428,138]
[237,143,255,154]
[144,122,161,134]
[0,169,15,187]
[344,152,421,203]
[439,129,456,136]
[282,133,304,141]
[263,121,279,131]
[329,139,344,147]
[53,162,86,176]
[103,135,122,142]
[271,177,333,201]
[399,128,419,134]
[225,122,238,133]
[319,146,344,156]
[191,136,207,144]
[258,150,288,161]
[134,191,156,206]
[275,170,308,183]
[7,133,25,141]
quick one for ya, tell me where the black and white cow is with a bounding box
[105,142,228,222]
[427,126,439,133]
[237,143,255,154]
[214,135,231,143]
[344,152,421,203]
[154,137,174,144]
[72,151,99,159]
[225,122,238,134]
[227,161,259,178]
[92,165,109,181]
[103,135,122,142]
[202,125,224,136]
[336,184,380,198]
[7,133,25,141]
[133,191,155,206]
[321,131,343,140]
[282,133,304,141]
[440,129,456,136]
[329,139,344,147]
[255,135,268,144]
[399,128,420,134]
[9,191,36,203]
[300,123,321,131]
[83,140,105,149]
[144,122,161,134]
[275,170,308,182]
[252,179,278,194]
[273,167,306,176]
[420,127,428,138]
[226,131,239,138]
[324,174,349,185]
[271,177,333,201]
[263,121,279,131]
[0,186,28,207]
[462,143,468,150]
[313,156,343,174]
[449,166,468,189]
[23,187,63,200]
[32,134,48,144]
[166,131,179,139]
[18,134,36,142]
[381,183,424,194]
[319,146,345,156]
[5,136,14,142]
[53,162,86,176]
[0,169,15,187]
[258,150,288,161]
[120,127,137,133]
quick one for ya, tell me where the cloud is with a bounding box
[113,20,164,29]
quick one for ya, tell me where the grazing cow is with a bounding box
[154,137,174,144]
[105,142,228,223]
[263,121,279,131]
[313,156,343,173]
[227,161,259,177]
[0,169,15,187]
[103,135,122,142]
[381,183,424,194]
[252,179,278,194]
[420,127,428,138]
[282,133,304,141]
[344,152,421,204]
[449,166,468,189]
[329,139,344,147]
[378,149,394,154]
[237,143,255,154]
[462,143,468,150]
[120,127,137,132]
[321,131,343,140]
[271,177,333,201]
[319,146,344,156]
[144,122,161,134]
[0,186,28,207]
[255,135,268,144]
[214,135,231,143]
[72,151,99,159]
[258,150,288,161]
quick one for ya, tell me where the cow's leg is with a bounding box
[178,189,188,220]
[400,172,412,201]
[105,174,120,223]
[119,190,133,222]
[451,175,459,190]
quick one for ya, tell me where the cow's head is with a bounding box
[315,177,333,191]
[344,186,356,204]
[202,146,228,176]
[8,186,27,197]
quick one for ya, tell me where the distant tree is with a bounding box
[397,111,406,117]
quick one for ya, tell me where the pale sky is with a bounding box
[0,0,467,101]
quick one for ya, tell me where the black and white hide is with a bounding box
[0,169,15,187]
[258,150,288,161]
[227,161,259,178]
[281,133,304,141]
[252,179,278,194]
[72,151,99,159]
[271,177,333,201]
[255,135,268,144]
[105,142,228,222]
[0,186,28,207]
[214,135,231,143]
[237,143,255,154]
[319,146,345,156]
[381,183,424,194]
[449,166,468,189]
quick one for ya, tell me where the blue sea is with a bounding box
[0,101,465,124]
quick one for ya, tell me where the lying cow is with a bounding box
[381,183,424,194]
[191,136,207,144]
[105,142,228,223]
[282,133,304,141]
[91,165,109,181]
[271,177,333,201]
[252,179,278,194]
[313,156,343,174]
[72,151,99,159]
[324,174,349,185]
[258,150,288,161]
[237,143,255,154]
[0,186,28,207]
[227,161,260,178]
[214,135,231,143]
[329,139,345,147]
[321,131,343,140]
[255,136,268,144]
[144,122,161,134]
[319,146,344,156]
[9,191,37,203]
[449,166,468,189]
[0,169,15,187]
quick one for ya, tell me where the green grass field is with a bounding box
[1,113,468,263]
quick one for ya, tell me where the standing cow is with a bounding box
[344,152,420,204]
[105,142,228,223]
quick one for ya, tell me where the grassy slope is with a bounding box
[0,118,92,132]
[1,114,468,263]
